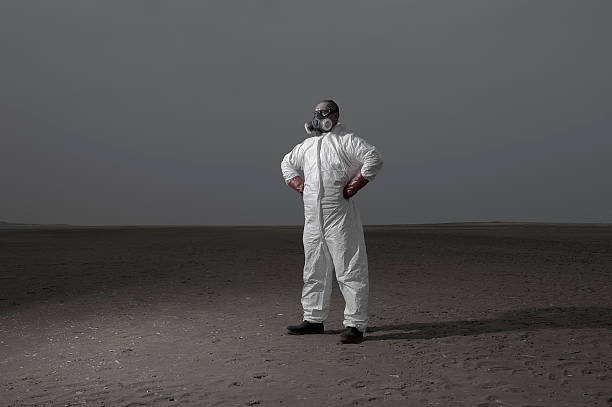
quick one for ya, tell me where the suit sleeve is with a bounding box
[346,134,383,181]
[280,141,305,182]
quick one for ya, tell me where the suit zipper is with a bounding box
[316,135,326,241]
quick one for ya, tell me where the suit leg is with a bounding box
[302,231,334,323]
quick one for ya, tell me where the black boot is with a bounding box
[340,326,364,344]
[287,320,324,335]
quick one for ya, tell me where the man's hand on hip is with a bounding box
[343,172,369,199]
[287,175,304,195]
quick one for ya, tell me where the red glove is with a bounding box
[343,172,369,199]
[287,175,304,195]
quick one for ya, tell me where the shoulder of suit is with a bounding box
[337,131,356,142]
[295,136,319,147]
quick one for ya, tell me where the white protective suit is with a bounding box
[280,123,383,333]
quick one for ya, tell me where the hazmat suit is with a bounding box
[280,123,383,334]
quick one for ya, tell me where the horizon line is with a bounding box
[2,220,612,229]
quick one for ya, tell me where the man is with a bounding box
[280,100,383,344]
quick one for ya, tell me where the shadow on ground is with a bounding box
[361,306,612,341]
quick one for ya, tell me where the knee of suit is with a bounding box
[303,277,326,289]
[336,275,368,290]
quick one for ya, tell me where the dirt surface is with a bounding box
[1,224,611,406]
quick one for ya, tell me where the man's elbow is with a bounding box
[362,160,383,181]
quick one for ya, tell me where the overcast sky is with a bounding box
[1,1,610,225]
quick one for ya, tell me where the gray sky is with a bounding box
[1,1,611,225]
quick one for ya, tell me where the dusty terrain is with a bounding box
[1,223,611,406]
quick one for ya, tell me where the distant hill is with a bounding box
[0,221,71,228]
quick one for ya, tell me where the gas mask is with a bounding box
[305,104,339,134]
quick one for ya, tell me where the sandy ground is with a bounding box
[0,223,611,406]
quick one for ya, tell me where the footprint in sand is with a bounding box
[336,377,373,389]
[478,381,510,389]
[252,372,268,379]
[344,395,381,405]
[475,360,516,373]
